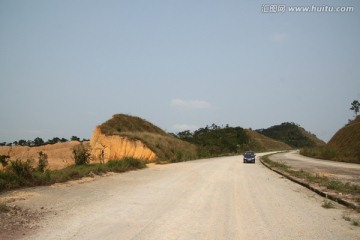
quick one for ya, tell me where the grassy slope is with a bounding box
[298,127,326,146]
[98,114,198,163]
[245,129,292,152]
[301,116,360,163]
[327,116,360,162]
[99,114,167,136]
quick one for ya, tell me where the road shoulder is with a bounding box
[260,152,360,212]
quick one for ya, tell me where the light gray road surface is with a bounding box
[7,153,360,239]
[269,151,360,185]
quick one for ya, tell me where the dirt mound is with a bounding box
[0,141,86,170]
[91,114,197,163]
[90,126,157,162]
[327,116,360,162]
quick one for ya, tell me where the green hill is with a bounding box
[256,122,325,148]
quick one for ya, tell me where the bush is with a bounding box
[10,159,34,178]
[37,151,48,172]
[107,158,146,172]
[0,156,146,192]
[72,143,91,165]
[0,155,10,168]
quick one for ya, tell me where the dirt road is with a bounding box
[269,151,360,185]
[3,153,360,239]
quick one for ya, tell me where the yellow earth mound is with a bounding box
[90,127,156,163]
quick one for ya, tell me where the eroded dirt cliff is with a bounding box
[90,127,157,163]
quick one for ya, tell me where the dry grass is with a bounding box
[120,132,198,163]
[99,114,167,136]
[301,117,360,164]
[245,129,292,152]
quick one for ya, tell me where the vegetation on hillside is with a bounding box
[99,114,167,136]
[256,122,323,148]
[120,132,198,163]
[175,124,250,157]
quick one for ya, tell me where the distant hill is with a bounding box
[256,122,325,148]
[327,116,360,162]
[245,129,292,152]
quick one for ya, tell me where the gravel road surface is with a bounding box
[3,153,360,240]
[269,151,360,185]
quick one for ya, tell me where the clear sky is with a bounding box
[1,0,359,143]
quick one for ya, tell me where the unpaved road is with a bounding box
[269,151,360,185]
[2,153,360,239]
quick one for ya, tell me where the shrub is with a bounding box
[106,158,146,172]
[37,151,48,172]
[72,143,91,165]
[322,200,335,209]
[10,159,34,178]
[0,155,10,168]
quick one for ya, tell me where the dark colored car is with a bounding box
[243,151,256,163]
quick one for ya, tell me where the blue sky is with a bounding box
[1,0,359,143]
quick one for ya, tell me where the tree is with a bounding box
[177,130,193,141]
[47,137,61,144]
[37,151,48,172]
[71,136,80,141]
[350,100,360,117]
[33,137,45,146]
[18,139,27,146]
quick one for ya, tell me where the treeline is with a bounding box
[174,124,249,157]
[0,136,90,147]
